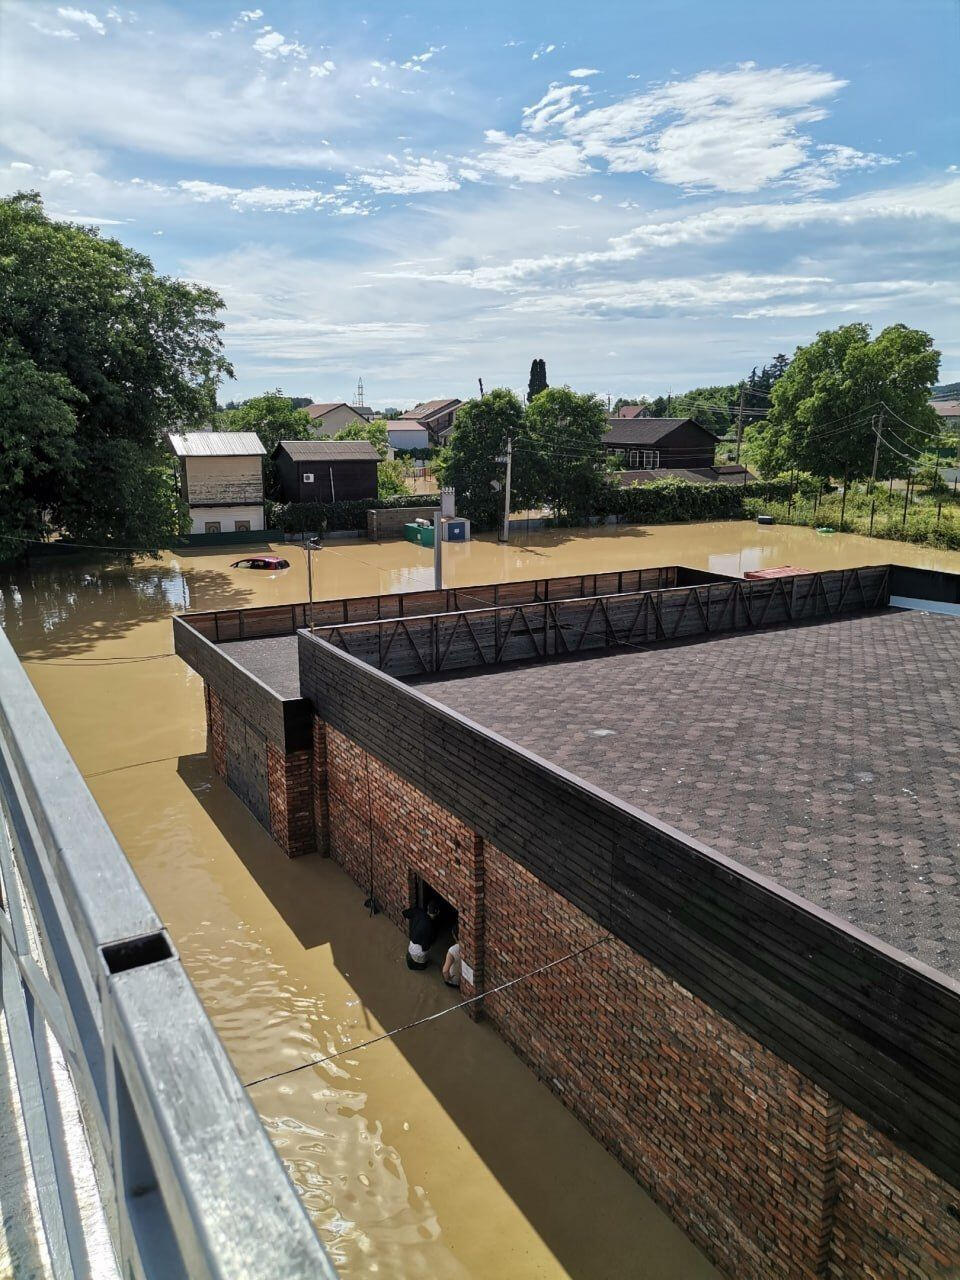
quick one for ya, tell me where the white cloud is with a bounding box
[568,68,599,78]
[309,60,336,77]
[522,83,587,133]
[30,22,79,39]
[359,158,459,194]
[531,43,556,61]
[252,29,307,59]
[377,177,960,293]
[177,179,369,214]
[472,130,591,182]
[57,8,106,35]
[496,63,895,194]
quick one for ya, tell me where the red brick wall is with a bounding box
[316,722,960,1279]
[312,716,329,856]
[325,722,483,999]
[482,842,843,1280]
[207,685,226,779]
[266,743,315,857]
[828,1111,960,1279]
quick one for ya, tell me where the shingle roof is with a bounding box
[612,404,649,419]
[399,399,461,421]
[167,432,265,457]
[305,402,360,419]
[603,417,703,446]
[931,400,960,417]
[273,440,381,462]
[616,466,755,486]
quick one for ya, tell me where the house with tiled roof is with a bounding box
[399,399,462,444]
[602,417,718,469]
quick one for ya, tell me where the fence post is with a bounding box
[869,500,876,536]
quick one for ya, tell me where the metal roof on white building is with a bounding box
[167,432,266,457]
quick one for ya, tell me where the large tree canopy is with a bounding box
[521,386,608,520]
[434,389,531,526]
[0,191,232,552]
[746,324,940,481]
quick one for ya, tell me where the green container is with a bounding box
[404,521,435,547]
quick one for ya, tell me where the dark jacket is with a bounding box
[403,906,437,949]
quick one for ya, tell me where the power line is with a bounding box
[243,935,607,1090]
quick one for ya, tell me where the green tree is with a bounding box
[521,386,608,520]
[434,389,530,527]
[334,418,390,458]
[745,324,941,481]
[221,390,312,496]
[527,358,548,402]
[0,191,232,553]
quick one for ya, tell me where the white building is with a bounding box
[167,432,266,535]
[387,423,431,451]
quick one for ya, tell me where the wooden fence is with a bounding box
[312,565,891,679]
[182,565,685,642]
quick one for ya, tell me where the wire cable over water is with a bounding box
[243,935,607,1089]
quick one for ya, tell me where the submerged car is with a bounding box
[230,556,290,570]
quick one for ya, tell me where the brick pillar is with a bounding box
[207,685,226,779]
[312,716,330,856]
[460,834,485,1018]
[267,743,316,857]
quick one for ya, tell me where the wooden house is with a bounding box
[602,417,718,470]
[273,440,380,503]
[167,432,266,534]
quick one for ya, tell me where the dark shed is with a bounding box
[272,440,380,503]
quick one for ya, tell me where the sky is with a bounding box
[2,0,959,408]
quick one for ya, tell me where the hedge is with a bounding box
[576,477,796,525]
[265,493,440,533]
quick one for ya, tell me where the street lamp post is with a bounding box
[302,537,322,632]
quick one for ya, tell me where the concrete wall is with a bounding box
[188,504,265,535]
[366,506,440,540]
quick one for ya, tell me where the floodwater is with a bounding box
[4,521,960,1279]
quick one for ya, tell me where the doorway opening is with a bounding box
[409,872,458,965]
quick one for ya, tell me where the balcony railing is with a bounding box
[0,625,336,1280]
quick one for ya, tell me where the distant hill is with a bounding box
[933,383,960,399]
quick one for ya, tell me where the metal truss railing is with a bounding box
[0,626,336,1280]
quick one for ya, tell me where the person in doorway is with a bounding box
[403,898,440,970]
[442,926,461,989]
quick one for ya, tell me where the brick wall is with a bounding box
[829,1112,960,1279]
[317,722,960,1280]
[266,743,315,857]
[482,842,843,1280]
[207,686,226,778]
[325,723,483,1000]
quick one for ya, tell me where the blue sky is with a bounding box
[2,0,958,406]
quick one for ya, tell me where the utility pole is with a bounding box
[734,383,746,464]
[499,434,513,543]
[433,511,443,588]
[868,407,884,493]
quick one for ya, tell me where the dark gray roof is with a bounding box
[603,417,706,446]
[423,608,960,978]
[273,440,380,462]
[617,466,756,486]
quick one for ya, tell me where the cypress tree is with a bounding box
[527,358,548,402]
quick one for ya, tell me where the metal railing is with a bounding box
[0,626,337,1280]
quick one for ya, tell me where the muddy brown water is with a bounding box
[4,523,959,1278]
